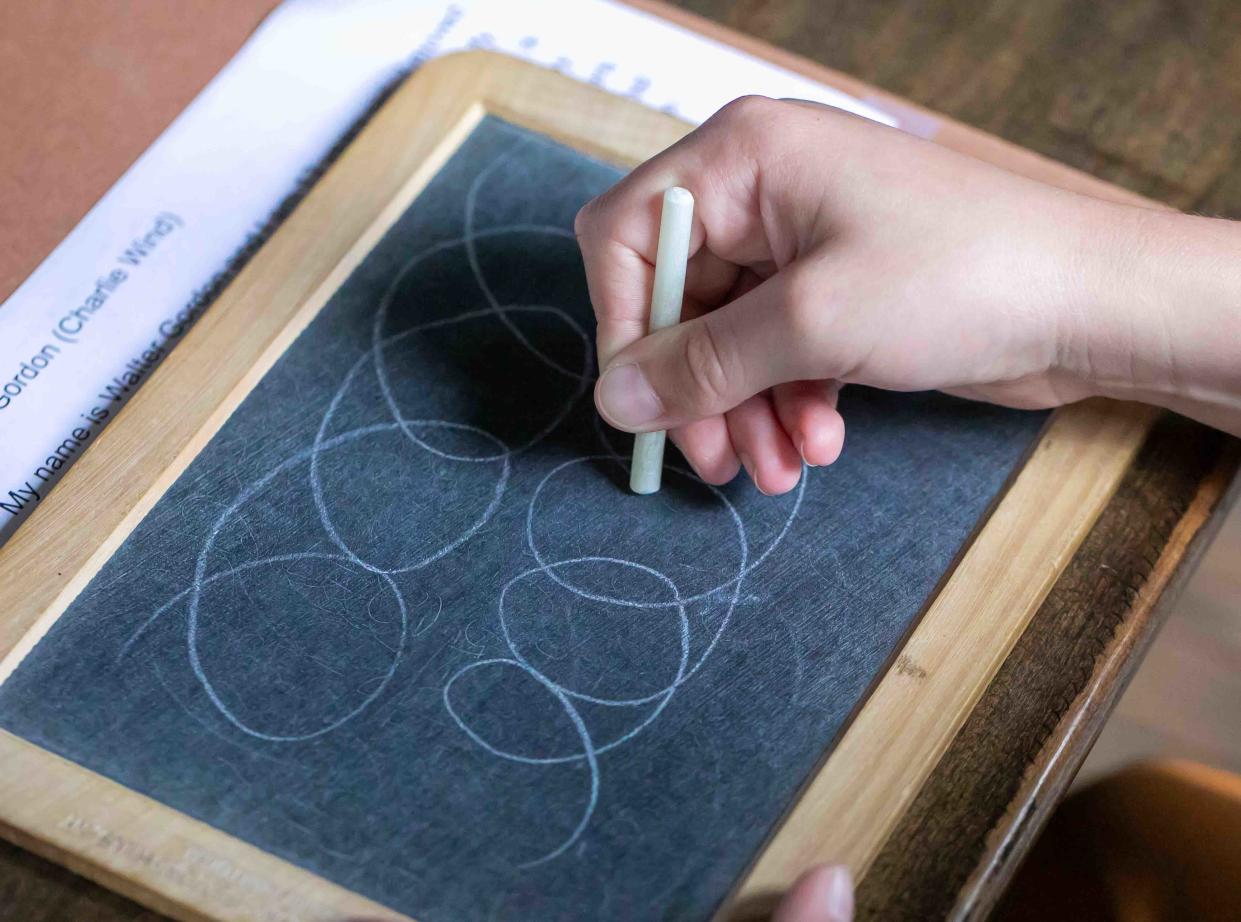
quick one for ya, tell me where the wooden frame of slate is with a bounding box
[0,51,1161,921]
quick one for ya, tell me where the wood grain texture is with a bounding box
[1080,504,1241,785]
[858,419,1240,921]
[670,0,1241,214]
[0,734,411,922]
[722,400,1155,912]
[0,837,162,922]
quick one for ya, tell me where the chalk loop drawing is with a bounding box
[118,134,805,866]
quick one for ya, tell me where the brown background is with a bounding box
[2,1,1239,920]
[0,1,277,302]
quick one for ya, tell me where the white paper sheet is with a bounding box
[0,0,894,543]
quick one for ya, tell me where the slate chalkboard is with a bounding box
[0,118,1047,921]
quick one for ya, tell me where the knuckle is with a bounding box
[712,95,785,160]
[680,322,734,414]
[717,94,777,127]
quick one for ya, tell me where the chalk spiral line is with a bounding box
[118,138,807,866]
[443,458,806,865]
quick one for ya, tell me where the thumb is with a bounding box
[593,270,812,432]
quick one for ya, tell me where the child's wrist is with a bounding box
[1050,202,1171,400]
[1067,204,1241,430]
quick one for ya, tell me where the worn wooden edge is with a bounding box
[0,732,406,922]
[0,834,156,922]
[0,46,1176,922]
[855,417,1240,921]
[958,429,1241,920]
[718,400,1155,918]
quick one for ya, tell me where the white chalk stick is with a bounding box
[630,186,694,495]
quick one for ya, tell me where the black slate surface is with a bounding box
[0,118,1047,921]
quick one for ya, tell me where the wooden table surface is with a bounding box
[2,2,1239,921]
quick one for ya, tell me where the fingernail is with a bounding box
[739,453,768,495]
[597,364,663,428]
[824,866,853,922]
[795,435,819,467]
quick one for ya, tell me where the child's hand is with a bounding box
[575,96,1241,493]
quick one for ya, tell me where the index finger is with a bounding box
[573,96,787,366]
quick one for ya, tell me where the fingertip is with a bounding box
[742,441,802,495]
[758,428,805,496]
[698,456,742,486]
[728,396,803,497]
[755,461,803,496]
[796,409,845,467]
[773,381,845,467]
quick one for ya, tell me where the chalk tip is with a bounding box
[664,186,694,205]
[629,476,662,495]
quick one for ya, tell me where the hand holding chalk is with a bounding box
[629,187,694,494]
[583,96,1165,495]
